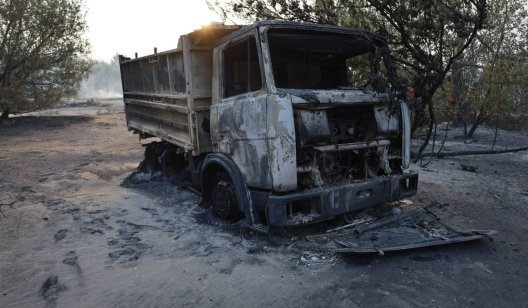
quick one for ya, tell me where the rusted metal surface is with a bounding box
[264,173,418,226]
[266,94,297,191]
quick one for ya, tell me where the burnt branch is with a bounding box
[412,146,528,159]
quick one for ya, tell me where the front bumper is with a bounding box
[261,172,418,226]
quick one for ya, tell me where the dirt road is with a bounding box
[1,101,527,307]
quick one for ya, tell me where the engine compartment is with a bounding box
[294,104,404,190]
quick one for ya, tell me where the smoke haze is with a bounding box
[78,56,122,99]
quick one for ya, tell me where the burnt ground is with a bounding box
[0,101,527,307]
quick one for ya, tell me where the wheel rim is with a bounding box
[211,179,237,219]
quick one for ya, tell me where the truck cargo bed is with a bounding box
[119,25,241,155]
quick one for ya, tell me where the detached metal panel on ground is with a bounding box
[308,203,497,255]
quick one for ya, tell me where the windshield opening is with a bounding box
[267,28,389,91]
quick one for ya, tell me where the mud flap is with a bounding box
[313,203,497,255]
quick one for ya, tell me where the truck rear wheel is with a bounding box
[140,142,162,174]
[209,172,240,220]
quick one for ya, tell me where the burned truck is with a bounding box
[119,21,418,232]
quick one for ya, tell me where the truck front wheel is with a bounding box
[209,172,241,220]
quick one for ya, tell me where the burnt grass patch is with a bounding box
[1,115,92,133]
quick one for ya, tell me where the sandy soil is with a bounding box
[0,101,527,307]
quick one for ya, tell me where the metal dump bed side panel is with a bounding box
[119,25,241,155]
[121,47,196,151]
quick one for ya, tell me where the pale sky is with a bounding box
[85,0,224,61]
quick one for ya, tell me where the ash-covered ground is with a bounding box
[0,100,527,307]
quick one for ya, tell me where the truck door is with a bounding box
[212,31,272,189]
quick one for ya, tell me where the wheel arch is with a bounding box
[201,153,251,214]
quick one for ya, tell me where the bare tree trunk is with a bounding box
[413,97,436,162]
[466,109,483,138]
[412,146,528,159]
[461,116,468,135]
[0,109,9,124]
[466,8,508,139]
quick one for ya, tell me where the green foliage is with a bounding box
[365,1,486,85]
[451,0,528,132]
[0,0,91,114]
[208,0,339,24]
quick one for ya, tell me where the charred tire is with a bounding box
[201,154,259,227]
[140,142,162,174]
[209,172,241,220]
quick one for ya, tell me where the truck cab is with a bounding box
[205,21,417,228]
